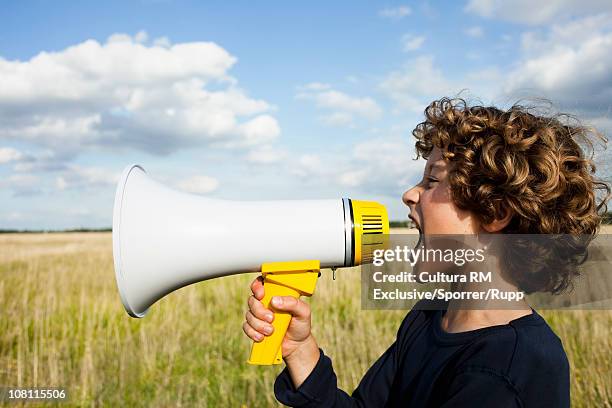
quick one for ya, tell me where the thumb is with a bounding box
[270,296,310,320]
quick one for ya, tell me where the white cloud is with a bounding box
[0,173,41,196]
[379,6,412,20]
[401,34,426,51]
[296,86,383,126]
[465,26,484,38]
[56,177,68,190]
[504,14,612,111]
[589,116,612,177]
[320,112,354,127]
[233,114,281,147]
[0,147,23,164]
[246,145,288,164]
[298,82,331,91]
[54,165,121,191]
[0,31,280,157]
[380,56,457,113]
[313,91,382,119]
[465,0,612,25]
[176,175,219,194]
[290,154,326,178]
[134,30,148,43]
[153,36,171,48]
[378,14,612,121]
[285,137,424,195]
[338,168,369,187]
[465,67,503,85]
[343,138,423,190]
[10,149,66,172]
[107,33,133,43]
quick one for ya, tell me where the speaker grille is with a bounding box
[350,200,389,265]
[361,214,384,234]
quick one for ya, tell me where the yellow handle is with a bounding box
[247,260,320,365]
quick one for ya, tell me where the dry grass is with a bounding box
[0,232,610,407]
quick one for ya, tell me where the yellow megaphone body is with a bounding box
[112,164,389,365]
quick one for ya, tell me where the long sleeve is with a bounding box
[274,339,400,407]
[437,369,522,407]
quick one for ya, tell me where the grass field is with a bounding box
[0,232,611,407]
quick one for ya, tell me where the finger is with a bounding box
[269,296,310,320]
[245,310,274,336]
[248,295,274,323]
[243,321,264,342]
[250,276,265,300]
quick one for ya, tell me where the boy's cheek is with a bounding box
[423,183,452,207]
[421,189,476,234]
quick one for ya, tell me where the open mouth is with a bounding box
[409,215,423,250]
[415,227,423,251]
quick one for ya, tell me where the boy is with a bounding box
[243,97,610,407]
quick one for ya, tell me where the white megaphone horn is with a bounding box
[112,164,389,365]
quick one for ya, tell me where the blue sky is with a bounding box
[1,0,611,229]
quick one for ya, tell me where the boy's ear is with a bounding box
[482,204,513,233]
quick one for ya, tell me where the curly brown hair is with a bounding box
[412,97,611,293]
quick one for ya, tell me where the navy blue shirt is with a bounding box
[274,302,569,407]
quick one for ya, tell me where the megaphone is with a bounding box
[112,164,389,365]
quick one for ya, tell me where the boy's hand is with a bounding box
[243,276,316,360]
[243,276,321,388]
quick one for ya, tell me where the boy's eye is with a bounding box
[426,177,439,187]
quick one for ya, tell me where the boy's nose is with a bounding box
[402,185,420,207]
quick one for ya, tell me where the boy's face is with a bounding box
[402,147,480,235]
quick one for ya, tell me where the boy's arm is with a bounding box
[272,302,426,407]
[273,307,422,408]
[282,335,321,389]
[274,339,400,407]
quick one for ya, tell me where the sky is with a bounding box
[1,0,611,229]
